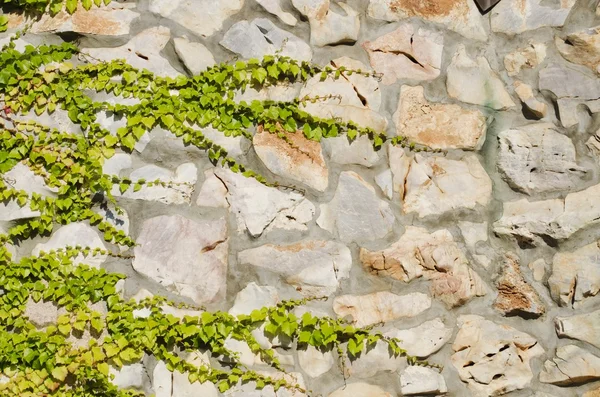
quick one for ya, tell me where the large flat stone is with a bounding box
[556,26,600,75]
[491,0,577,35]
[292,0,359,46]
[556,309,600,350]
[540,345,600,386]
[32,223,107,267]
[385,318,453,358]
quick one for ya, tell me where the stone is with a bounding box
[84,27,180,78]
[331,57,382,111]
[149,0,243,38]
[458,221,488,251]
[528,258,547,282]
[540,345,600,386]
[229,283,279,316]
[323,135,380,167]
[388,144,411,198]
[491,0,577,35]
[201,126,248,158]
[549,241,600,308]
[196,168,315,237]
[493,253,545,318]
[298,345,334,378]
[132,215,228,305]
[109,363,149,390]
[344,340,406,379]
[328,383,392,397]
[253,125,328,192]
[504,42,547,76]
[112,163,197,205]
[447,46,515,110]
[174,37,216,75]
[452,315,544,396]
[299,60,387,132]
[367,0,487,41]
[32,223,107,267]
[172,366,219,396]
[514,81,548,118]
[493,183,600,246]
[556,26,600,75]
[375,169,393,199]
[0,163,57,222]
[393,85,486,150]
[25,299,58,328]
[225,371,306,396]
[102,153,132,176]
[360,227,486,307]
[402,154,492,218]
[385,318,453,358]
[292,0,359,47]
[556,309,600,350]
[220,18,312,62]
[497,123,585,194]
[30,3,138,36]
[587,128,600,160]
[333,291,431,328]
[539,63,600,128]
[256,0,297,26]
[362,24,443,85]
[400,366,447,395]
[238,240,351,297]
[317,171,395,243]
[585,388,600,397]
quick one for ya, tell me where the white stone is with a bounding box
[298,345,334,378]
[112,163,197,205]
[540,345,600,386]
[458,221,488,251]
[225,371,307,397]
[363,24,443,85]
[504,42,547,76]
[367,0,487,41]
[497,123,586,194]
[386,318,453,358]
[328,382,392,397]
[375,169,393,199]
[220,18,312,62]
[32,223,107,267]
[197,168,315,237]
[292,0,359,46]
[402,154,492,218]
[152,361,171,397]
[400,366,447,395]
[556,309,600,350]
[84,27,180,78]
[174,37,216,75]
[30,3,138,36]
[333,291,431,328]
[360,227,487,308]
[393,85,486,150]
[133,215,228,305]
[0,163,57,221]
[229,283,279,316]
[149,0,244,38]
[447,45,515,110]
[388,144,411,198]
[102,153,132,176]
[344,339,405,378]
[324,135,380,167]
[331,57,382,111]
[25,299,58,328]
[200,126,247,158]
[491,0,577,35]
[172,367,219,396]
[514,81,548,118]
[452,315,544,396]
[256,0,297,26]
[317,171,395,243]
[196,169,229,208]
[109,364,148,390]
[528,258,547,282]
[238,240,351,297]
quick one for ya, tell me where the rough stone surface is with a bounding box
[133,215,228,305]
[555,309,600,350]
[493,252,545,318]
[110,363,149,391]
[513,81,548,118]
[174,37,215,75]
[540,345,600,386]
[491,0,577,34]
[385,318,453,358]
[556,26,600,75]
[393,85,486,150]
[238,240,351,297]
[149,0,243,38]
[324,134,380,167]
[360,227,487,307]
[292,0,359,47]
[497,123,586,194]
[367,0,487,41]
[32,223,107,267]
[317,171,395,243]
[447,45,515,110]
[297,345,334,378]
[451,315,544,396]
[257,0,297,26]
[25,299,58,328]
[253,125,328,191]
[328,383,392,397]
[229,282,279,316]
[332,291,431,327]
[0,163,57,221]
[363,24,443,85]
[400,366,447,395]
[504,42,547,76]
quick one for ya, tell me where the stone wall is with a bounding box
[3,0,600,396]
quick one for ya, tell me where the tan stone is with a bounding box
[514,81,547,118]
[540,345,600,385]
[555,309,600,350]
[393,85,486,150]
[493,253,545,318]
[253,125,328,192]
[504,42,547,76]
[556,26,600,75]
[328,382,392,397]
[360,227,486,307]
[584,387,600,397]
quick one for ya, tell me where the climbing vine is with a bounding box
[0,19,437,396]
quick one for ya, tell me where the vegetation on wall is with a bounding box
[0,10,437,396]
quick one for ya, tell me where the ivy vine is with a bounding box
[0,20,437,396]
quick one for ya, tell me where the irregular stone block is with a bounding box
[32,223,107,267]
[385,318,453,358]
[556,310,600,350]
[504,42,546,76]
[491,0,576,34]
[540,345,600,386]
[292,0,359,46]
[400,366,447,395]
